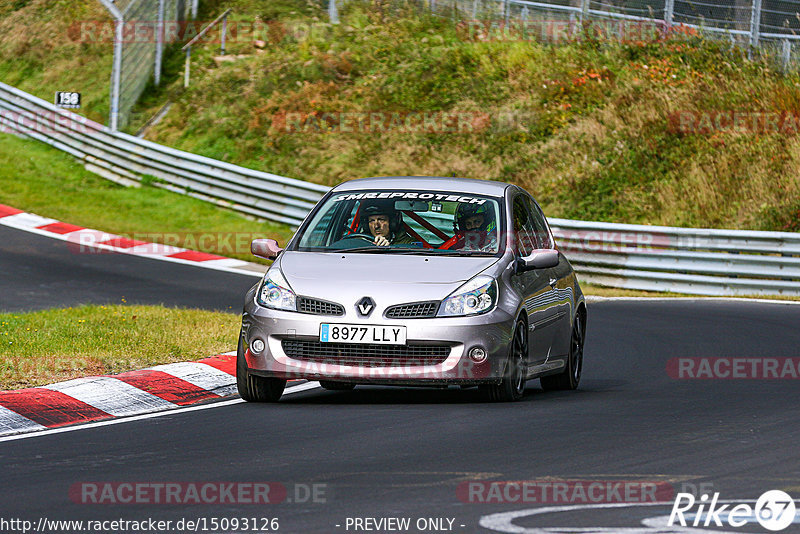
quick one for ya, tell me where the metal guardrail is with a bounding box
[1,81,799,296]
[549,219,800,296]
[0,81,328,227]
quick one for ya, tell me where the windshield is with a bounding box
[292,190,504,256]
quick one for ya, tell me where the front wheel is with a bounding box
[481,319,527,402]
[236,336,286,402]
[541,312,584,391]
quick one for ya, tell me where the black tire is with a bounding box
[236,336,286,402]
[481,318,527,402]
[541,311,584,391]
[319,381,356,391]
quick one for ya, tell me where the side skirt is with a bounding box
[526,358,566,378]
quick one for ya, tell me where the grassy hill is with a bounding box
[0,0,114,123]
[2,0,799,232]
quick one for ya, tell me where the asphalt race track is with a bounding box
[2,224,800,533]
[0,225,259,312]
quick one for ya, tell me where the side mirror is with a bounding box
[516,249,559,272]
[251,239,283,260]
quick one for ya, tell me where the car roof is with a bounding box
[332,176,510,196]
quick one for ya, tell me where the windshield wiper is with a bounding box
[428,250,494,256]
[331,246,396,253]
[331,247,433,255]
[308,246,494,256]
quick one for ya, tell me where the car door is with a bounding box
[509,194,558,367]
[529,198,573,360]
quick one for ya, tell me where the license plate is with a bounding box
[320,324,407,345]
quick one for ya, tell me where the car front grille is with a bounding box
[297,297,345,316]
[281,340,451,367]
[384,301,439,318]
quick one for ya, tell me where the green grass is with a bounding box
[135,0,800,232]
[3,0,799,232]
[0,134,295,262]
[0,304,239,390]
[0,0,115,124]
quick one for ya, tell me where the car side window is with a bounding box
[512,196,537,256]
[303,205,337,247]
[527,198,553,249]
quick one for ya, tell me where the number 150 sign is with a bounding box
[55,92,81,109]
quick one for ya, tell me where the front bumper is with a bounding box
[241,288,515,385]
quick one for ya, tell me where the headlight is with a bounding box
[438,275,496,317]
[256,268,297,311]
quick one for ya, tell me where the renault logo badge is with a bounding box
[356,297,375,317]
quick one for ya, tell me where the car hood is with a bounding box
[278,251,499,304]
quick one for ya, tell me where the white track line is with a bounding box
[0,212,58,228]
[0,382,321,443]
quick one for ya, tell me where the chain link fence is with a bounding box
[98,0,195,131]
[97,0,800,130]
[332,0,800,70]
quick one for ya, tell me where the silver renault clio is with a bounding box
[238,176,586,402]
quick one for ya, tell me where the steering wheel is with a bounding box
[338,233,377,245]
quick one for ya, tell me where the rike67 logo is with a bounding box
[669,490,797,531]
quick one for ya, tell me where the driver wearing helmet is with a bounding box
[454,203,497,251]
[359,200,413,247]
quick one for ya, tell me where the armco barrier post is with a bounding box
[782,39,791,72]
[181,10,233,88]
[110,18,124,131]
[329,0,339,24]
[184,47,191,88]
[97,0,123,131]
[155,0,165,86]
[749,0,762,49]
[221,13,228,55]
[664,0,674,31]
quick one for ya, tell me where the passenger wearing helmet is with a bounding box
[359,200,413,247]
[454,203,498,251]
